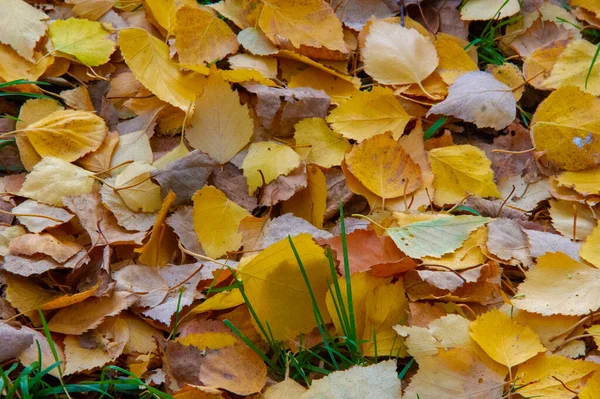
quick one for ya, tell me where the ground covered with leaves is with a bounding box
[1,0,600,397]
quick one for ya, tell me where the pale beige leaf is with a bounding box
[0,0,48,62]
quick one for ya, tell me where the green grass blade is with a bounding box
[586,44,600,90]
[338,203,357,344]
[424,117,447,140]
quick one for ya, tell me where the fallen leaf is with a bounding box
[434,33,478,85]
[114,265,170,308]
[515,353,598,398]
[470,308,545,368]
[388,215,489,258]
[486,218,533,266]
[294,118,350,168]
[258,0,346,53]
[264,377,307,398]
[281,165,327,228]
[242,141,302,195]
[240,234,331,340]
[543,39,600,95]
[524,229,582,261]
[427,71,516,129]
[49,18,116,67]
[186,68,253,164]
[114,162,163,213]
[557,166,600,195]
[549,199,597,241]
[364,20,438,86]
[144,0,196,36]
[0,324,34,363]
[0,225,26,256]
[581,224,600,268]
[237,27,277,55]
[22,110,107,162]
[326,87,413,141]
[460,0,520,21]
[510,19,574,57]
[345,133,422,198]
[299,360,401,399]
[193,185,250,258]
[429,144,501,205]
[18,157,96,206]
[175,5,238,68]
[330,0,394,30]
[167,205,204,254]
[12,200,73,233]
[18,326,64,378]
[136,190,178,266]
[9,233,82,263]
[513,252,600,316]
[530,86,600,171]
[0,0,48,62]
[48,291,136,335]
[118,27,204,111]
[100,178,157,232]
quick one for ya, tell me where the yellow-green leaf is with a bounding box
[49,18,115,67]
[294,118,350,168]
[242,142,302,195]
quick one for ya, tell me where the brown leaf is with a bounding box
[9,233,82,263]
[211,163,257,212]
[0,324,34,362]
[524,229,582,261]
[47,291,136,335]
[3,249,89,277]
[63,193,146,246]
[260,164,307,207]
[486,219,533,267]
[166,205,204,255]
[11,200,74,233]
[114,265,170,308]
[151,150,217,205]
[511,19,574,57]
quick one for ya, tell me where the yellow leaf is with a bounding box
[572,0,600,17]
[429,144,501,205]
[288,66,358,103]
[152,141,190,169]
[192,186,250,258]
[3,273,57,322]
[229,54,277,79]
[363,20,438,86]
[144,0,196,36]
[326,273,389,342]
[178,332,237,350]
[294,118,350,168]
[361,280,409,357]
[460,0,520,21]
[240,234,331,340]
[18,157,96,206]
[470,308,545,368]
[581,224,600,268]
[421,226,488,270]
[281,165,327,228]
[175,5,238,67]
[513,252,600,316]
[23,110,107,162]
[345,133,422,199]
[68,0,117,20]
[516,353,599,399]
[118,28,205,110]
[242,142,302,195]
[136,190,177,266]
[258,0,346,53]
[542,39,600,95]
[326,87,413,141]
[188,289,245,315]
[0,44,53,85]
[557,166,600,195]
[264,378,307,398]
[237,27,277,55]
[522,39,568,90]
[0,0,48,62]
[549,199,597,241]
[186,68,253,163]
[487,62,525,101]
[115,162,163,213]
[530,86,600,171]
[579,370,600,399]
[434,33,478,85]
[49,18,116,67]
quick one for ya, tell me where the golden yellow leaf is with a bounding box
[188,289,245,315]
[345,133,422,199]
[229,54,277,79]
[77,131,119,173]
[49,18,116,67]
[542,39,600,95]
[118,27,205,111]
[572,0,600,17]
[460,0,520,21]
[429,144,501,205]
[363,20,438,86]
[68,0,116,20]
[281,165,327,228]
[178,332,237,350]
[514,252,600,316]
[557,166,600,195]
[326,87,413,141]
[0,44,53,86]
[549,199,596,241]
[579,370,600,399]
[186,68,253,164]
[144,0,196,35]
[39,283,99,311]
[152,141,190,169]
[242,141,302,195]
[470,308,545,368]
[434,33,478,85]
[22,110,107,162]
[192,185,250,258]
[420,226,488,270]
[294,118,350,168]
[487,63,525,101]
[0,0,48,62]
[258,0,346,53]
[240,234,331,340]
[516,353,599,398]
[361,279,408,357]
[522,39,569,90]
[581,224,600,268]
[530,86,600,171]
[114,162,163,213]
[175,5,238,67]
[136,190,177,266]
[18,157,96,206]
[288,66,358,103]
[2,273,57,322]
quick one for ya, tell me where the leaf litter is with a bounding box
[0,0,600,398]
